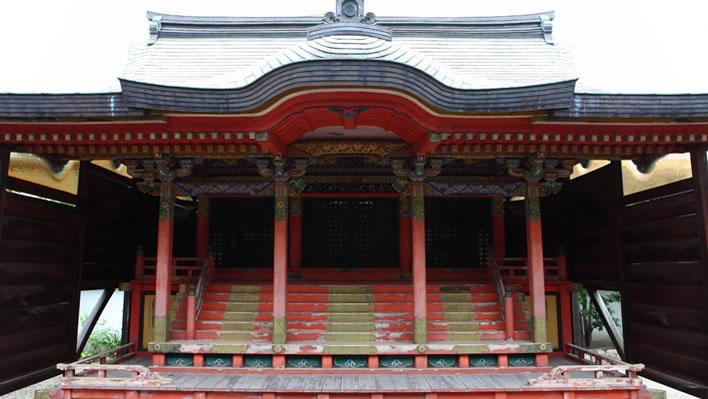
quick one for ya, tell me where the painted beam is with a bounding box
[273,182,289,345]
[525,182,547,343]
[411,183,427,345]
[154,180,175,343]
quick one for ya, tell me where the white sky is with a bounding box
[1,0,707,94]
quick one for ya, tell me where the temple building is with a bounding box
[0,1,707,398]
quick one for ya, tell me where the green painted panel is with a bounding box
[333,356,368,368]
[428,355,458,368]
[470,355,498,367]
[286,356,322,368]
[166,354,194,367]
[243,355,273,368]
[380,356,414,369]
[205,355,233,367]
[509,354,535,367]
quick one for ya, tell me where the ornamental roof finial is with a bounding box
[337,0,365,22]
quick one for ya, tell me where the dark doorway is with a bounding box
[210,198,274,268]
[302,197,399,268]
[425,198,491,268]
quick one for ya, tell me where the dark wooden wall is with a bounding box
[0,159,149,394]
[0,151,81,393]
[567,162,623,288]
[567,159,708,397]
[82,164,141,286]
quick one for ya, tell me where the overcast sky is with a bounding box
[1,0,707,94]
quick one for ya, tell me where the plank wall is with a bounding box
[0,149,81,393]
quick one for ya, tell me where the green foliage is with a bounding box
[79,315,122,360]
[578,290,621,348]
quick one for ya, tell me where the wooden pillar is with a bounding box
[154,180,175,343]
[690,148,708,330]
[272,181,289,345]
[196,194,209,259]
[288,194,302,273]
[491,195,506,259]
[560,283,573,349]
[411,183,427,345]
[0,147,9,243]
[399,194,412,272]
[525,181,547,343]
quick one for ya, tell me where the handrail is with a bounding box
[194,255,214,319]
[58,343,147,379]
[487,255,507,322]
[186,255,214,340]
[564,343,629,366]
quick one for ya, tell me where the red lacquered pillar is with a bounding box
[525,182,547,343]
[154,180,175,343]
[272,182,289,345]
[411,183,427,345]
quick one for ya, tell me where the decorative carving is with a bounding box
[399,194,411,217]
[410,183,425,222]
[124,156,196,194]
[274,182,289,222]
[503,154,575,194]
[526,182,542,222]
[491,195,505,216]
[391,157,445,183]
[254,156,309,182]
[294,141,406,158]
[329,106,369,119]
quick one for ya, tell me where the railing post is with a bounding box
[504,288,514,340]
[134,246,144,280]
[186,284,196,340]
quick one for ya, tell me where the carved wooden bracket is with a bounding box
[124,156,197,193]
[501,153,576,196]
[253,156,309,182]
[391,157,444,183]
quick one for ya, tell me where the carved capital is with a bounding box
[502,154,575,193]
[125,156,196,194]
[391,157,444,183]
[254,156,309,182]
[491,195,505,216]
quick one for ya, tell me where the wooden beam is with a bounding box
[256,131,288,156]
[410,133,442,156]
[76,289,114,355]
[589,289,625,360]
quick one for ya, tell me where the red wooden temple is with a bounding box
[1,1,707,398]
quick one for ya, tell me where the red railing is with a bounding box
[487,254,516,340]
[134,252,212,281]
[495,255,568,282]
[186,256,215,340]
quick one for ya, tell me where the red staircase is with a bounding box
[171,279,530,343]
